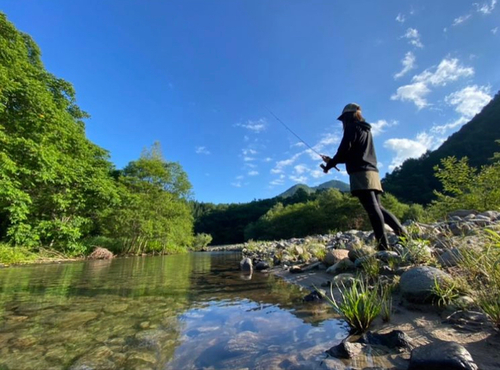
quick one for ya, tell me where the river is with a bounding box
[0,252,351,370]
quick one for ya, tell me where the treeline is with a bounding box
[383,91,500,204]
[0,14,193,256]
[193,188,424,244]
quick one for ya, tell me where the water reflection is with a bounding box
[0,252,349,370]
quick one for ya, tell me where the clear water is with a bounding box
[0,252,351,370]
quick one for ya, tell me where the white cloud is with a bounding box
[492,27,499,34]
[384,132,441,171]
[236,175,244,180]
[195,146,211,155]
[290,175,307,183]
[248,170,259,176]
[402,28,423,48]
[391,81,430,109]
[394,52,416,79]
[413,59,474,86]
[396,13,406,23]
[391,58,474,109]
[243,156,256,162]
[235,118,267,133]
[263,157,272,162]
[242,148,257,155]
[310,169,326,179]
[431,116,469,134]
[445,85,492,118]
[475,0,497,14]
[371,119,398,137]
[452,14,472,26]
[294,164,308,174]
[270,178,285,186]
[231,181,242,188]
[244,162,257,168]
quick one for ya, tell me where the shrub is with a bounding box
[192,233,213,251]
[0,243,37,265]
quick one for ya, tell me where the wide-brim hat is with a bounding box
[337,103,361,120]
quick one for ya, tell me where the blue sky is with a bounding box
[1,1,499,204]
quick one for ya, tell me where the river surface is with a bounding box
[0,252,359,370]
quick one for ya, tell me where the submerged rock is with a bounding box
[239,257,253,273]
[326,340,364,359]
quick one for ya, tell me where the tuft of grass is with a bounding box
[361,256,380,281]
[322,279,387,333]
[452,229,500,329]
[431,277,460,307]
[399,235,435,265]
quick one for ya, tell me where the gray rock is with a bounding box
[438,248,463,267]
[400,266,453,303]
[326,258,355,275]
[324,249,350,266]
[375,250,400,263]
[254,260,269,271]
[326,341,364,359]
[240,257,253,272]
[358,330,414,351]
[478,210,498,220]
[408,341,478,370]
[447,210,477,218]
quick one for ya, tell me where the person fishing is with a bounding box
[320,103,405,251]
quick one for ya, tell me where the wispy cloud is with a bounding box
[492,27,498,34]
[394,52,416,79]
[391,58,474,109]
[475,0,497,14]
[289,175,307,183]
[452,14,472,26]
[248,170,259,176]
[396,13,406,23]
[401,28,423,48]
[371,120,398,136]
[195,146,211,155]
[235,118,267,133]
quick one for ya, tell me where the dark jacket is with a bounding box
[326,120,378,174]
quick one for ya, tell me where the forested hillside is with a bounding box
[0,13,193,256]
[278,180,350,198]
[383,92,500,204]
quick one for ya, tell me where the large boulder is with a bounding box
[239,257,253,273]
[323,249,349,266]
[408,341,478,370]
[400,266,453,303]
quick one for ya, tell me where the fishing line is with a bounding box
[266,107,340,172]
[266,108,322,157]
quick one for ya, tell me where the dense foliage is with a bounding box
[426,147,500,219]
[0,14,193,257]
[383,92,500,204]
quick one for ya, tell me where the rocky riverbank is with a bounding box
[232,209,500,370]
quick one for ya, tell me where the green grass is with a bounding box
[0,243,37,265]
[322,278,387,333]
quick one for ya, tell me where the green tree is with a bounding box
[103,143,193,254]
[0,13,118,253]
[428,154,500,218]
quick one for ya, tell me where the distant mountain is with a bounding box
[383,91,500,204]
[278,179,350,198]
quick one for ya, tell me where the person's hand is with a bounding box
[321,155,331,163]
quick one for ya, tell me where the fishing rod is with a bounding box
[266,108,339,172]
